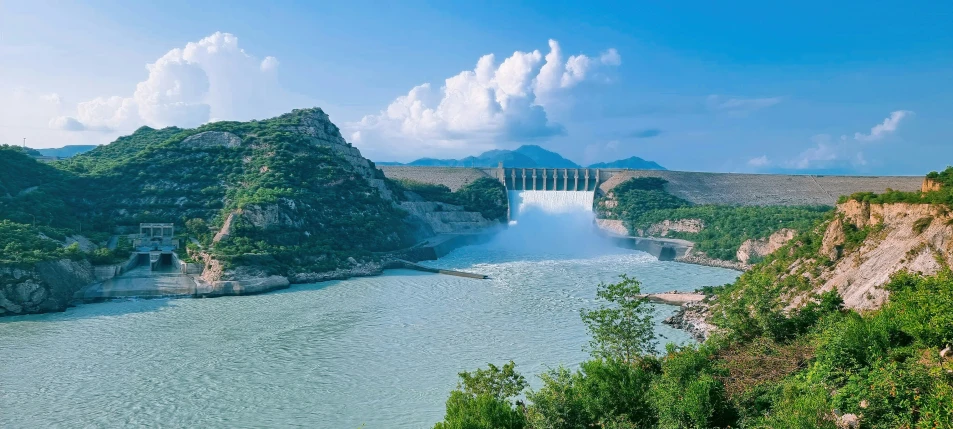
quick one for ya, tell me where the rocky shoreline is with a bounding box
[661,300,717,343]
[674,254,748,272]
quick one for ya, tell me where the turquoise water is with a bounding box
[0,239,738,428]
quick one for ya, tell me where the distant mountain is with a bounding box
[35,145,98,158]
[379,145,665,170]
[588,156,666,170]
[381,145,579,168]
[513,145,580,168]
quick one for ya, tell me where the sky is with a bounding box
[1,0,951,175]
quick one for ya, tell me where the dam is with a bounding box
[379,165,924,206]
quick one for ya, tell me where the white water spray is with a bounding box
[486,190,618,258]
[508,190,595,220]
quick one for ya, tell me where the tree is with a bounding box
[433,361,528,429]
[580,275,656,362]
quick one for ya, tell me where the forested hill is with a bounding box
[1,108,506,292]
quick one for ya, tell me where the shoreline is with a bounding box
[8,228,735,331]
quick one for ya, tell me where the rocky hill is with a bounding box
[1,108,506,316]
[697,176,953,337]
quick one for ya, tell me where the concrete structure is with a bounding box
[77,250,198,301]
[135,223,178,250]
[380,166,923,206]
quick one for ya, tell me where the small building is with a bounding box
[136,223,178,250]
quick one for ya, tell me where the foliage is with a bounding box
[913,216,933,235]
[652,345,736,429]
[2,108,424,276]
[433,361,527,429]
[526,359,658,429]
[438,169,953,428]
[839,167,953,205]
[0,220,77,265]
[397,178,508,222]
[926,166,953,187]
[597,178,690,223]
[599,177,829,261]
[580,275,656,362]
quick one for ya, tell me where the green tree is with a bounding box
[526,359,658,429]
[580,275,656,362]
[433,361,528,429]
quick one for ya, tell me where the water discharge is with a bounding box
[499,190,615,257]
[0,197,741,428]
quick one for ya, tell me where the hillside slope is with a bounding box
[1,108,506,315]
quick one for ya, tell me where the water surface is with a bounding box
[0,241,738,428]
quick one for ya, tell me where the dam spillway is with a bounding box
[508,190,595,220]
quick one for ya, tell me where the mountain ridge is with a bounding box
[379,144,666,170]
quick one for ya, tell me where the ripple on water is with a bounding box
[0,244,738,429]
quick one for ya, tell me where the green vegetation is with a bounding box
[396,177,508,221]
[599,177,829,261]
[4,108,480,278]
[580,274,656,362]
[0,220,84,265]
[840,166,953,206]
[433,237,953,428]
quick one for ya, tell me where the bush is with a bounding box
[433,361,528,429]
[652,345,736,429]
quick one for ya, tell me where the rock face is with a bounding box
[814,201,952,310]
[398,201,497,235]
[663,301,716,342]
[922,178,942,193]
[279,109,393,200]
[181,131,242,149]
[0,259,96,316]
[820,216,847,260]
[736,228,797,265]
[642,218,704,237]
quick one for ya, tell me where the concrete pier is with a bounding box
[391,259,488,279]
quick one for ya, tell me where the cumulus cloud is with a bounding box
[50,32,293,132]
[854,110,912,141]
[351,39,621,159]
[600,49,621,66]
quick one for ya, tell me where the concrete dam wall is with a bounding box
[380,166,923,206]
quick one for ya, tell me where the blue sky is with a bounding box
[1,0,950,174]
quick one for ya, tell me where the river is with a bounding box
[0,231,738,428]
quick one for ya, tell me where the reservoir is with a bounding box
[0,195,739,428]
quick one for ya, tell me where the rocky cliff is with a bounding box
[0,259,96,316]
[811,200,952,310]
[736,228,797,265]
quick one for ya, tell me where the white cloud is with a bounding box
[853,110,912,141]
[351,39,621,160]
[747,155,770,167]
[600,49,621,66]
[260,56,279,72]
[788,134,867,170]
[51,32,294,132]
